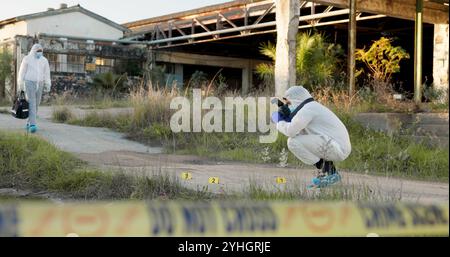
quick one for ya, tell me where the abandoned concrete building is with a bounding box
[121,0,449,99]
[0,0,449,101]
[0,3,142,98]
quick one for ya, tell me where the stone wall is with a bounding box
[433,24,449,103]
[354,112,449,148]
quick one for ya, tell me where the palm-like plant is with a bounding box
[256,31,343,90]
[92,72,127,97]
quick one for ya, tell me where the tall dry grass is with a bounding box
[313,87,361,113]
[313,80,420,114]
[129,84,179,129]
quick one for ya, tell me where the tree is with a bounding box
[355,37,410,82]
[256,31,343,90]
[0,47,13,99]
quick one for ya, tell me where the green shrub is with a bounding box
[355,37,410,83]
[52,106,74,123]
[256,31,344,89]
[92,72,128,97]
[423,83,447,103]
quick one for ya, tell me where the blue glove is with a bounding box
[271,112,281,123]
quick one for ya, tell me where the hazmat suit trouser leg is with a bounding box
[35,82,44,114]
[287,134,348,165]
[24,80,42,126]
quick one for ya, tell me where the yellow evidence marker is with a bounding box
[208,177,219,184]
[276,177,287,184]
[181,172,192,180]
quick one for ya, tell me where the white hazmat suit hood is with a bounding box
[29,43,43,58]
[284,86,313,110]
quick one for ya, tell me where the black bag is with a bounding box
[11,91,29,119]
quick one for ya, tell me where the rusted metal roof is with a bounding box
[124,0,448,32]
[313,0,448,24]
[121,0,448,49]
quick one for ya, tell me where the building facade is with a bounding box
[0,4,126,42]
[0,4,146,100]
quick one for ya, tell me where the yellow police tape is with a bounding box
[0,201,448,237]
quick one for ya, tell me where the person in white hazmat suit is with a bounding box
[17,44,51,133]
[271,86,351,187]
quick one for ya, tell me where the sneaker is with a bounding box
[308,171,341,188]
[318,172,342,187]
[28,125,37,133]
[323,172,341,185]
[307,171,326,189]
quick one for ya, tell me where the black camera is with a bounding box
[271,98,285,107]
[271,98,291,119]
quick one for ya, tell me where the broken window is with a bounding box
[95,57,114,73]
[47,53,58,72]
[47,53,85,74]
[67,55,85,73]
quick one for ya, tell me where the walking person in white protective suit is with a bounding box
[17,44,51,133]
[271,86,351,187]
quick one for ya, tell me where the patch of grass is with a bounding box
[80,97,132,109]
[0,130,392,202]
[0,130,212,200]
[242,182,399,202]
[52,106,75,123]
[0,98,11,107]
[337,113,448,181]
[64,87,448,182]
[424,102,449,113]
[0,108,9,114]
[68,112,131,132]
[68,107,449,181]
[51,93,133,109]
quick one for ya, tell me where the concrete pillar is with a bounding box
[433,24,449,103]
[242,66,251,95]
[274,0,299,97]
[174,64,184,88]
[348,0,357,96]
[414,0,423,104]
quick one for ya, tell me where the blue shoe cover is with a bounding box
[28,125,37,133]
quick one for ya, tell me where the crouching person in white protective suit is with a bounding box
[271,86,351,187]
[17,44,51,133]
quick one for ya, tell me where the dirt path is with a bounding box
[1,107,448,203]
[75,150,449,203]
[0,108,159,154]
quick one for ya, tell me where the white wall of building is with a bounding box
[26,11,123,40]
[0,21,27,42]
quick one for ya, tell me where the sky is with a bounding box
[1,0,231,24]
